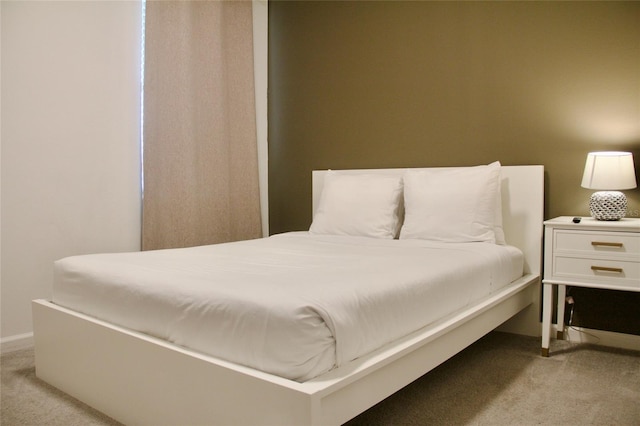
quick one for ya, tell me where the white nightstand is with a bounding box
[541,216,640,356]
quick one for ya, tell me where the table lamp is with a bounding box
[581,151,637,220]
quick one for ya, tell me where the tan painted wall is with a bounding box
[269,1,639,229]
[268,1,639,334]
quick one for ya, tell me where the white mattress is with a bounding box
[52,232,523,382]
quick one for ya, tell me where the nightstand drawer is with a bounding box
[553,256,640,288]
[554,230,640,256]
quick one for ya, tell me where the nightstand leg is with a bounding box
[556,285,566,340]
[541,282,553,357]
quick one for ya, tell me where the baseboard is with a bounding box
[560,326,640,352]
[0,332,34,354]
[497,302,541,337]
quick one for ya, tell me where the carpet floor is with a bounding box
[2,331,639,425]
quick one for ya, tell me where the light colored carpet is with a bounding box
[1,331,639,425]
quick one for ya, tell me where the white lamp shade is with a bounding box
[581,151,637,190]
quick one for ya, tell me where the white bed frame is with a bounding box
[32,165,544,426]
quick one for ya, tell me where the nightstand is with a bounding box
[541,216,640,356]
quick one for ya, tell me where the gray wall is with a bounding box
[268,1,640,334]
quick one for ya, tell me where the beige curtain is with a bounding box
[142,0,262,250]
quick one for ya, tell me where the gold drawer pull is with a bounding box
[591,266,623,273]
[591,241,623,248]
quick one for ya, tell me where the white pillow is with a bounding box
[399,162,501,243]
[309,172,403,239]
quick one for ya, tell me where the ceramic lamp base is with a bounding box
[589,191,627,221]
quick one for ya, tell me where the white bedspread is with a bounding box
[52,232,523,381]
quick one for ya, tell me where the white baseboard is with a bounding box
[0,332,34,354]
[559,326,640,352]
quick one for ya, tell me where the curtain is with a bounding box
[142,0,262,250]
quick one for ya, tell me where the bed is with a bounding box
[33,164,544,425]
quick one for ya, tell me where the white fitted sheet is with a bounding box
[52,232,523,382]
